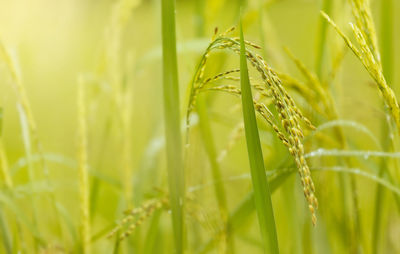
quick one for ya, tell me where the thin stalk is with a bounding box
[380,0,393,84]
[161,0,185,252]
[0,143,13,189]
[122,90,133,208]
[0,110,16,254]
[373,1,394,252]
[0,208,12,254]
[315,0,333,79]
[372,167,385,254]
[17,104,39,252]
[89,115,112,218]
[257,0,268,58]
[0,141,12,189]
[77,78,91,254]
[239,20,279,254]
[144,210,163,253]
[194,0,205,37]
[0,108,12,189]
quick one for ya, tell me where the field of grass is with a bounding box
[0,0,400,253]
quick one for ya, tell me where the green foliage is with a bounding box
[0,0,399,253]
[239,20,279,254]
[161,0,185,252]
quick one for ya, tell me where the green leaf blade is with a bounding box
[161,0,185,253]
[239,20,279,254]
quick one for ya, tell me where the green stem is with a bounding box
[380,0,393,84]
[373,2,394,252]
[161,0,185,252]
[315,0,333,79]
[0,208,12,254]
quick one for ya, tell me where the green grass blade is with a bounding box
[239,19,279,254]
[372,168,385,254]
[0,208,12,254]
[77,77,90,254]
[315,0,333,79]
[305,149,400,159]
[0,108,13,190]
[374,7,393,254]
[55,202,78,248]
[0,111,12,254]
[373,2,394,251]
[112,231,121,254]
[90,117,112,219]
[311,120,380,148]
[161,0,185,252]
[380,0,393,84]
[144,209,162,253]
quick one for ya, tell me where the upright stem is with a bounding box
[380,0,393,85]
[373,2,394,252]
[77,78,90,254]
[315,0,333,79]
[161,0,185,252]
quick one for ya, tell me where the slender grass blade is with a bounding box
[161,0,185,252]
[239,19,279,254]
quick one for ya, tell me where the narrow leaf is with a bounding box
[239,19,279,254]
[161,0,185,252]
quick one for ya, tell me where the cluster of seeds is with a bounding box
[108,193,224,242]
[187,28,318,225]
[107,197,168,241]
[322,0,400,135]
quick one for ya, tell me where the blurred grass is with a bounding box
[0,0,399,253]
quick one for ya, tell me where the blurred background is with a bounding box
[0,0,400,253]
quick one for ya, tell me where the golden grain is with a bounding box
[186,31,318,225]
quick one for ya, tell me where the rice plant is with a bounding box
[0,0,399,253]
